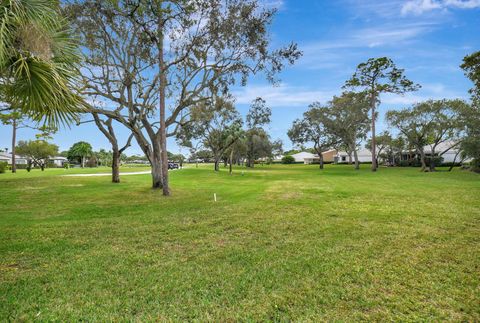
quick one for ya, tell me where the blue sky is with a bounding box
[1,0,479,155]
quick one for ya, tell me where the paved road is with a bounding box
[63,170,152,177]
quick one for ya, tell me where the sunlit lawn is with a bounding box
[0,164,479,321]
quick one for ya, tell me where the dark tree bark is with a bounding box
[92,114,133,183]
[158,10,169,196]
[314,146,324,169]
[418,149,427,171]
[353,149,360,170]
[229,149,234,175]
[370,92,377,171]
[11,119,16,173]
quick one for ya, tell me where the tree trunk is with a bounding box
[419,149,427,171]
[348,151,352,164]
[112,148,121,183]
[81,156,85,168]
[448,151,460,172]
[229,149,234,175]
[40,163,45,171]
[370,92,377,171]
[354,149,360,170]
[11,119,16,173]
[158,6,170,196]
[429,149,436,172]
[151,150,164,189]
[214,159,220,171]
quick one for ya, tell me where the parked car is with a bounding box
[168,162,179,169]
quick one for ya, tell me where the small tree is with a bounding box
[327,92,371,170]
[386,105,431,171]
[246,98,272,168]
[366,131,392,166]
[288,105,339,169]
[180,97,244,172]
[92,114,133,183]
[344,57,420,171]
[68,141,93,168]
[16,140,58,171]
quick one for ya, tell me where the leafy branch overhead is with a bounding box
[0,0,84,125]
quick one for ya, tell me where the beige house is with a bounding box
[291,150,338,164]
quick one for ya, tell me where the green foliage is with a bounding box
[0,161,6,173]
[67,141,93,161]
[281,155,295,164]
[0,0,84,125]
[344,57,420,95]
[15,140,58,170]
[461,51,480,103]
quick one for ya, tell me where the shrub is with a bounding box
[281,155,295,164]
[0,162,7,173]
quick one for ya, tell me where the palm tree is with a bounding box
[0,0,83,125]
[68,141,92,168]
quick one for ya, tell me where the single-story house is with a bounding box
[335,149,372,164]
[0,152,28,165]
[50,156,68,167]
[289,150,338,164]
[292,151,318,164]
[401,141,468,163]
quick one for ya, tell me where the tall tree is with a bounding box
[344,57,420,171]
[461,51,480,104]
[68,141,93,168]
[288,105,338,169]
[460,51,480,171]
[0,0,83,125]
[0,109,23,173]
[66,0,300,195]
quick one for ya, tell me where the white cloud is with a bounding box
[382,83,467,105]
[401,0,442,15]
[232,84,335,107]
[262,0,285,10]
[401,0,480,15]
[297,23,435,71]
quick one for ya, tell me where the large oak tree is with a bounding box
[66,0,300,195]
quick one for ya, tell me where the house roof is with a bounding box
[423,141,459,154]
[336,149,372,157]
[291,152,318,159]
[0,152,27,160]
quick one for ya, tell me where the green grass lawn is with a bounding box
[1,164,479,321]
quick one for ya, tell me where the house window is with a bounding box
[341,156,346,162]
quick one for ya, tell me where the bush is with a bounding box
[281,155,295,164]
[0,162,7,173]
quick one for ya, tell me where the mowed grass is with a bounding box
[0,164,479,321]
